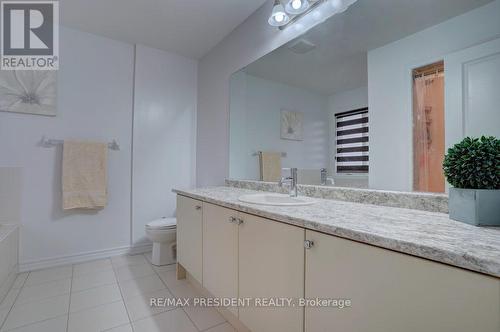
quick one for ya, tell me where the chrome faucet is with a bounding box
[279,168,298,197]
[320,168,335,186]
[320,168,328,185]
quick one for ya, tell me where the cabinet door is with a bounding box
[176,195,203,284]
[239,213,305,332]
[305,230,500,332]
[203,203,239,316]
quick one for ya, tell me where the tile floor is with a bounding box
[0,254,235,332]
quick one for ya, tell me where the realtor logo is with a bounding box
[1,1,59,70]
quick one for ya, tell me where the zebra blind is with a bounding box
[335,107,369,174]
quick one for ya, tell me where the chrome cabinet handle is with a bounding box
[195,205,202,210]
[228,217,243,225]
[304,240,314,249]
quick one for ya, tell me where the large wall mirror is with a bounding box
[229,0,500,193]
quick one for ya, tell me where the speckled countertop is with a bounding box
[174,186,500,279]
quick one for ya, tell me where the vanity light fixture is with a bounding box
[269,0,331,29]
[268,0,290,27]
[285,0,310,15]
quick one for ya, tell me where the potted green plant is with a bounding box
[443,136,500,226]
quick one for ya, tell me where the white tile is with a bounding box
[24,266,72,286]
[132,309,198,332]
[1,294,70,331]
[16,278,71,304]
[125,288,176,322]
[111,255,148,269]
[102,324,133,332]
[0,308,9,327]
[73,259,112,276]
[0,288,20,310]
[184,305,226,331]
[71,269,116,292]
[119,274,165,300]
[114,263,155,283]
[70,283,122,313]
[157,269,189,289]
[11,273,28,290]
[2,315,68,332]
[67,301,129,332]
[205,323,237,332]
[169,283,226,331]
[0,282,10,307]
[167,282,199,299]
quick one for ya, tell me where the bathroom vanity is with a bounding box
[174,186,500,332]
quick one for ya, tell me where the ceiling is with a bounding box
[245,0,494,96]
[60,0,268,59]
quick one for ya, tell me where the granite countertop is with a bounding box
[174,186,500,279]
[226,179,449,213]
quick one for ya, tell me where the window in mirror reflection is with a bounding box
[335,108,369,174]
[412,61,445,193]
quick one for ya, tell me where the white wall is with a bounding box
[132,45,197,245]
[197,0,358,186]
[229,71,250,180]
[368,0,500,191]
[0,27,135,268]
[328,86,369,188]
[0,29,198,269]
[230,72,329,180]
[329,86,368,115]
[0,168,22,224]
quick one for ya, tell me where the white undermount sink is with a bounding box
[238,193,316,206]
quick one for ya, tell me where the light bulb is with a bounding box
[292,0,302,10]
[285,0,309,15]
[268,0,290,27]
[275,12,285,23]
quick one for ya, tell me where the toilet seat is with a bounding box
[146,217,176,230]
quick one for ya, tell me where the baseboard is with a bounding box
[19,243,153,272]
[127,243,153,255]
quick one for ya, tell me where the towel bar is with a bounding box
[40,136,120,151]
[252,151,287,157]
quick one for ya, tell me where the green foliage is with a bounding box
[443,136,500,190]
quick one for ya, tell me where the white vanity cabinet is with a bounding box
[238,213,305,332]
[176,195,500,332]
[177,196,203,284]
[201,203,305,329]
[202,203,239,316]
[304,230,500,332]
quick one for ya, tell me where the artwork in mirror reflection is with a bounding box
[281,110,304,141]
[229,0,499,192]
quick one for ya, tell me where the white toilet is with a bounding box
[145,217,177,266]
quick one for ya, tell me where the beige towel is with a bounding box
[259,152,282,182]
[62,141,108,210]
